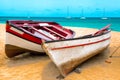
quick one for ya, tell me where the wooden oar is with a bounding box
[94,24,111,36]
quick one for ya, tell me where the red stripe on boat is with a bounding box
[51,37,110,50]
[6,24,42,44]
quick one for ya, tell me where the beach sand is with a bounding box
[0,24,120,80]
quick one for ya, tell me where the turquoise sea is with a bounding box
[0,17,120,32]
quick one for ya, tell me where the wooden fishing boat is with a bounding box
[42,24,111,77]
[5,20,75,58]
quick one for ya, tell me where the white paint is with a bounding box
[39,23,49,26]
[10,27,24,35]
[34,29,57,41]
[6,32,44,52]
[43,32,111,76]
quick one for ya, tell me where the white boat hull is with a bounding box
[5,32,44,57]
[42,32,111,76]
[5,20,75,58]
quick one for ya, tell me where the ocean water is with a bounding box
[0,17,120,32]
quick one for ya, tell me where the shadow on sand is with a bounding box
[6,52,48,67]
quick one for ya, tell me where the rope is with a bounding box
[109,45,120,58]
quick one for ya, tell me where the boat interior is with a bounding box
[8,21,73,41]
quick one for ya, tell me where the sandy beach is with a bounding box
[0,24,120,80]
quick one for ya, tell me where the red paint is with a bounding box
[51,37,110,50]
[6,20,74,45]
[31,27,54,40]
[6,24,42,44]
[94,24,111,36]
[43,27,66,38]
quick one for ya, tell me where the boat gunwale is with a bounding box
[7,24,43,44]
[9,23,73,39]
[44,30,111,43]
[6,22,75,44]
[6,31,42,45]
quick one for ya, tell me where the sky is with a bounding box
[0,0,120,17]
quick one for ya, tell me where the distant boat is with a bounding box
[101,8,108,20]
[80,16,86,19]
[5,20,75,58]
[66,16,71,19]
[42,24,111,77]
[101,17,108,20]
[80,8,86,19]
[27,16,31,18]
[66,6,71,19]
